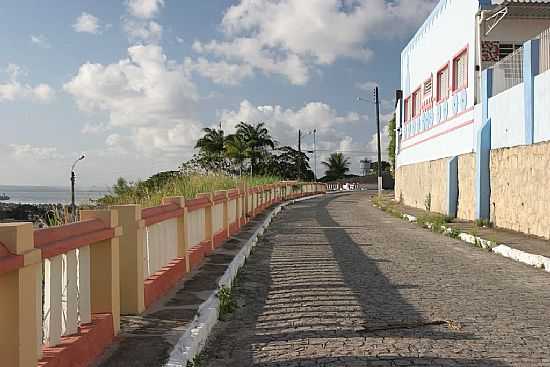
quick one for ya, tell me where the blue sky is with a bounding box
[0,0,437,186]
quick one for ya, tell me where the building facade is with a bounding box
[395,0,550,238]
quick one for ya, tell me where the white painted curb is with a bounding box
[397,210,550,274]
[164,194,325,366]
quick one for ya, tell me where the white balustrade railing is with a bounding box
[187,207,206,248]
[247,193,253,213]
[41,246,91,351]
[143,218,178,279]
[228,199,237,225]
[212,202,224,234]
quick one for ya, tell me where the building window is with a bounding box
[499,43,522,60]
[453,50,468,92]
[412,88,421,118]
[404,97,413,122]
[437,65,449,102]
[423,77,433,106]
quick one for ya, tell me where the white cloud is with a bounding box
[0,64,55,103]
[82,122,111,134]
[73,12,101,34]
[368,123,390,160]
[8,144,63,160]
[184,57,253,86]
[193,38,310,85]
[194,0,437,85]
[126,0,165,19]
[220,100,360,149]
[30,34,51,49]
[356,81,379,92]
[64,44,202,155]
[123,19,162,44]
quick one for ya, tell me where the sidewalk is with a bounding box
[93,209,274,367]
[373,191,550,272]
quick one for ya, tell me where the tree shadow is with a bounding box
[203,194,511,367]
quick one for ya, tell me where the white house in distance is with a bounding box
[397,0,550,166]
[394,0,550,239]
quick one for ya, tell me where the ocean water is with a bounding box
[0,185,110,205]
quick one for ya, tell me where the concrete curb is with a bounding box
[396,210,550,273]
[164,194,325,366]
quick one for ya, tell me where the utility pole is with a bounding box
[298,129,302,180]
[313,129,317,181]
[374,86,383,196]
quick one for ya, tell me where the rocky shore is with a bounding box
[0,202,67,225]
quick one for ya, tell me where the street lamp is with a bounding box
[70,154,86,222]
[356,87,383,196]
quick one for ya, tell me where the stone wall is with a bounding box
[490,141,550,239]
[395,158,449,214]
[457,153,476,221]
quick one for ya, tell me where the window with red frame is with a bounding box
[452,50,467,92]
[423,77,433,107]
[404,97,410,122]
[412,89,421,118]
[437,65,449,102]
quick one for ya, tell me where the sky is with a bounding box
[0,0,438,187]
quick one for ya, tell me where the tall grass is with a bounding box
[97,174,281,208]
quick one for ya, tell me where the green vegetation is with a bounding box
[186,353,205,367]
[190,121,314,179]
[387,114,396,177]
[97,173,280,208]
[218,286,237,320]
[321,152,351,181]
[96,120,319,208]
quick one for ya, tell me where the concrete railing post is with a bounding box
[220,191,229,238]
[197,193,214,252]
[80,209,122,334]
[523,39,540,145]
[109,205,145,315]
[0,223,42,367]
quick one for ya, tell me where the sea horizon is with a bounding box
[0,184,111,205]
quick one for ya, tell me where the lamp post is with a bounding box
[357,87,383,196]
[70,154,86,222]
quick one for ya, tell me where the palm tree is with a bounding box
[195,127,224,155]
[224,133,250,175]
[195,127,225,169]
[235,122,275,174]
[322,153,350,180]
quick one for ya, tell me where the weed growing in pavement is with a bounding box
[448,227,461,239]
[187,353,205,367]
[218,286,237,320]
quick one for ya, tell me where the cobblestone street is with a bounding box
[201,193,550,367]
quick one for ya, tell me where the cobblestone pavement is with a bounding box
[201,193,550,367]
[93,213,272,367]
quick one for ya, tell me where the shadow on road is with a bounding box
[204,194,510,367]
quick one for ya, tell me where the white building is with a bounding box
[397,0,550,167]
[394,0,550,238]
